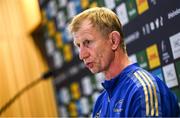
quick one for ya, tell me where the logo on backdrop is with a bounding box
[175,61,180,80]
[136,0,149,15]
[151,68,164,81]
[124,31,140,45]
[169,32,180,60]
[136,50,149,70]
[168,7,180,20]
[116,2,129,26]
[142,16,164,36]
[126,0,138,20]
[162,63,178,88]
[158,40,173,65]
[146,44,161,69]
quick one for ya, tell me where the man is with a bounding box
[68,7,180,117]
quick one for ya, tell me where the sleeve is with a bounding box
[155,76,180,117]
[128,86,147,117]
[131,69,163,117]
[130,69,179,117]
[128,83,161,117]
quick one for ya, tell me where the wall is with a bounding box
[0,0,58,116]
[36,0,180,117]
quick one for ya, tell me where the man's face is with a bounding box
[73,20,114,73]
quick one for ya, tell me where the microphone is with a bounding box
[42,68,60,79]
[0,70,56,115]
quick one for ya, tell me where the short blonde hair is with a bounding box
[68,7,126,51]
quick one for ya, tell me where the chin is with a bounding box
[90,69,100,74]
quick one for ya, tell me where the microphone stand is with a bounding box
[0,70,53,115]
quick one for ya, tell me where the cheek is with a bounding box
[96,46,105,57]
[92,41,113,64]
[97,48,113,66]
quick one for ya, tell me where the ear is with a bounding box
[109,31,121,51]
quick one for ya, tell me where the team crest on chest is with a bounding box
[113,99,124,113]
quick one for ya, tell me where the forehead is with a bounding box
[77,19,93,32]
[73,20,95,42]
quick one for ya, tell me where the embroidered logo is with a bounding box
[113,99,124,113]
[95,110,101,118]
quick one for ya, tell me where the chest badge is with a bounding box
[113,99,124,113]
[95,110,101,118]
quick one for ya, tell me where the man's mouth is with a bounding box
[85,62,93,69]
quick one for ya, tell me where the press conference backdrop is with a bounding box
[33,0,180,117]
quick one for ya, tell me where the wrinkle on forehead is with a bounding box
[77,20,93,32]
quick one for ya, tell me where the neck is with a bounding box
[104,49,131,80]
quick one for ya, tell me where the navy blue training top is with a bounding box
[92,63,180,117]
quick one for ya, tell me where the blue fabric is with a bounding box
[92,63,180,117]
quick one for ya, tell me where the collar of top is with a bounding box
[101,63,139,98]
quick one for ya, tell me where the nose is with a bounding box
[79,47,89,60]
